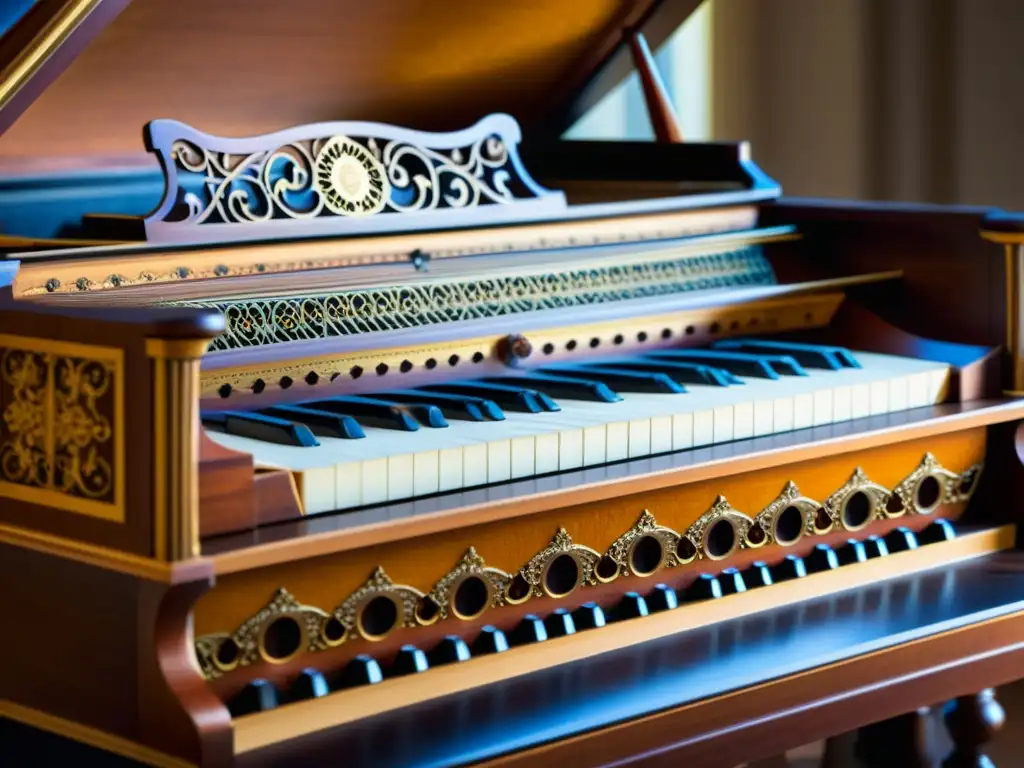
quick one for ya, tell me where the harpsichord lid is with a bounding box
[0,0,707,159]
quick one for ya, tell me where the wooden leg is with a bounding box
[854,707,932,768]
[942,689,1005,768]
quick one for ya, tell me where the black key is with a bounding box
[544,608,576,638]
[288,668,329,701]
[389,645,429,677]
[713,339,861,369]
[486,374,622,403]
[331,655,384,689]
[379,390,505,421]
[302,396,426,431]
[421,382,557,413]
[202,411,319,447]
[647,583,679,612]
[805,544,840,573]
[718,568,747,595]
[471,626,510,655]
[919,519,956,545]
[770,555,807,582]
[741,562,774,588]
[836,539,868,566]
[571,603,607,630]
[261,404,365,439]
[539,364,685,394]
[884,527,918,553]
[862,536,890,559]
[591,358,739,387]
[510,614,548,646]
[683,574,723,602]
[227,679,279,717]
[612,592,649,620]
[645,350,808,378]
[428,636,472,666]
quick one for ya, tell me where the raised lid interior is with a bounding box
[0,0,705,163]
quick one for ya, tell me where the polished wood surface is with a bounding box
[0,0,704,160]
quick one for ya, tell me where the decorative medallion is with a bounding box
[417,548,511,624]
[684,496,755,560]
[505,528,602,603]
[892,453,967,516]
[331,567,423,642]
[314,136,390,217]
[750,482,820,547]
[821,468,891,532]
[601,510,683,580]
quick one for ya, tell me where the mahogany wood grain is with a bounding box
[0,542,232,765]
[199,433,256,538]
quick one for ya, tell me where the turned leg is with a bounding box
[853,707,932,768]
[942,689,1005,768]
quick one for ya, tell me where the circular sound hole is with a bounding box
[453,575,489,620]
[358,596,399,640]
[543,554,580,598]
[916,475,941,512]
[596,555,619,582]
[321,616,346,646]
[676,537,697,563]
[415,596,440,625]
[260,616,303,663]
[886,495,905,516]
[506,573,531,603]
[774,505,805,545]
[629,535,664,576]
[813,507,832,532]
[215,638,239,669]
[705,519,737,559]
[842,491,872,530]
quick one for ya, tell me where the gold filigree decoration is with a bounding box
[175,246,775,351]
[506,528,602,603]
[332,567,423,642]
[892,453,970,516]
[191,456,984,679]
[602,510,682,580]
[417,548,511,624]
[821,468,891,533]
[684,496,755,560]
[749,482,821,547]
[194,588,331,680]
[0,337,124,521]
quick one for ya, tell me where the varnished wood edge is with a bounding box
[211,405,1022,576]
[230,524,1015,754]
[0,522,212,583]
[0,701,197,768]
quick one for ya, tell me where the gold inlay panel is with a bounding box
[0,335,125,522]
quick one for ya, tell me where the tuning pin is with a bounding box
[804,544,840,573]
[613,592,650,621]
[471,625,510,655]
[646,584,679,612]
[918,519,956,545]
[288,668,329,701]
[718,568,747,596]
[741,561,773,589]
[331,655,384,690]
[428,636,472,666]
[389,645,429,678]
[683,574,723,602]
[884,527,918,554]
[770,555,807,583]
[227,679,279,717]
[572,602,607,630]
[510,614,548,646]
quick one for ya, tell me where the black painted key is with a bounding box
[202,411,319,447]
[712,339,861,369]
[378,390,505,421]
[538,365,686,394]
[590,358,739,387]
[420,382,558,413]
[486,373,622,403]
[645,350,808,378]
[261,404,365,439]
[302,396,437,431]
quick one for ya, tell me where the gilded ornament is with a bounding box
[506,528,602,603]
[892,453,971,516]
[332,567,423,642]
[601,510,682,580]
[418,547,511,624]
[750,481,821,547]
[685,496,755,560]
[822,468,891,532]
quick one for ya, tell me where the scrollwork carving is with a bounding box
[685,496,755,560]
[603,510,682,579]
[507,528,602,602]
[822,468,891,532]
[749,482,820,547]
[419,548,511,624]
[332,567,423,642]
[892,453,971,516]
